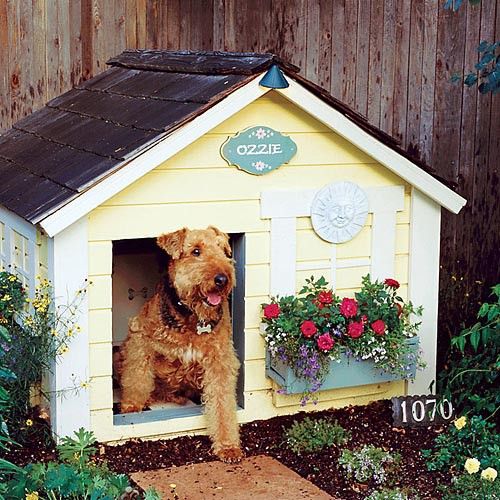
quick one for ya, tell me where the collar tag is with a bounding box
[196,322,212,335]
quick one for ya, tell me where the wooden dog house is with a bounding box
[0,50,466,442]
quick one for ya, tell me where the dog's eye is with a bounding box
[191,248,201,257]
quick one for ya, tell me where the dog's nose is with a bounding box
[214,274,228,288]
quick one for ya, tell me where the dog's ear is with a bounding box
[157,228,187,259]
[208,226,232,257]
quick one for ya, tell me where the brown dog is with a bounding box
[119,226,242,462]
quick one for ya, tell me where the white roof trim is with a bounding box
[39,72,465,236]
[39,76,270,237]
[276,79,466,215]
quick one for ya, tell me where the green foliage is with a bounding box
[339,445,401,485]
[367,487,419,500]
[438,284,499,419]
[283,416,350,454]
[422,415,500,472]
[0,272,86,441]
[3,428,158,499]
[439,471,500,499]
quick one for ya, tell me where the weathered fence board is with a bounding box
[0,0,498,319]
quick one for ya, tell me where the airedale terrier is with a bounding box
[119,226,242,462]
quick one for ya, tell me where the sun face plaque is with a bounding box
[221,126,297,175]
[311,181,369,243]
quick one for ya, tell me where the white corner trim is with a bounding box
[261,185,404,218]
[276,80,466,215]
[408,188,441,395]
[50,216,90,438]
[39,76,271,237]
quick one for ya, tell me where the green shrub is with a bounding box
[367,487,418,500]
[4,428,160,499]
[438,284,499,420]
[284,416,350,454]
[439,471,500,499]
[422,415,500,473]
[0,272,84,441]
[339,445,401,485]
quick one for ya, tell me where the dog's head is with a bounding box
[157,226,235,320]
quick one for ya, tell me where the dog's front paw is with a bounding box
[120,403,142,413]
[216,447,244,463]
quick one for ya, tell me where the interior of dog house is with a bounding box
[0,50,466,443]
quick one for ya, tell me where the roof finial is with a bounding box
[259,65,289,89]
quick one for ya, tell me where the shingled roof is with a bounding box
[0,49,455,225]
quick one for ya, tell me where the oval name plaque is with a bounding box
[221,126,297,175]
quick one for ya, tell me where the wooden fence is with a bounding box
[1,0,499,329]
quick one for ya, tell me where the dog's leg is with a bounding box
[201,349,243,463]
[120,322,155,413]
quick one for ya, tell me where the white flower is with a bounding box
[255,128,267,139]
[253,161,266,171]
[464,458,481,474]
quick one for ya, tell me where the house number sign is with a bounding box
[221,126,297,175]
[391,395,455,427]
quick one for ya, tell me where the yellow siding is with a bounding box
[87,90,412,442]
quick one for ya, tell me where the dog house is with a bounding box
[0,50,466,442]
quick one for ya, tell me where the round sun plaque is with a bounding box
[311,181,369,243]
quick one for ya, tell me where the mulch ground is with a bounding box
[7,400,449,499]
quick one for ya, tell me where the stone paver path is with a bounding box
[131,454,334,499]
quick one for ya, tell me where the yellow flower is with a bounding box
[51,329,58,337]
[25,419,33,427]
[481,467,497,482]
[80,381,90,389]
[26,492,39,500]
[464,458,481,474]
[58,346,69,355]
[454,416,467,430]
[1,294,11,301]
[8,275,16,282]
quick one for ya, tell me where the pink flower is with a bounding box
[340,298,358,318]
[317,333,335,351]
[300,320,317,338]
[263,303,280,319]
[384,278,400,289]
[318,291,333,304]
[347,321,364,338]
[371,319,386,335]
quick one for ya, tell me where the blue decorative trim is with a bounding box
[259,65,289,89]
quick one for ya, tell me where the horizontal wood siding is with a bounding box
[87,95,411,440]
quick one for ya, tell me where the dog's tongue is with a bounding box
[207,292,222,306]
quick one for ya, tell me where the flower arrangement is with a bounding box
[262,275,423,403]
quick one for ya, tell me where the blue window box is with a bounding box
[265,337,419,394]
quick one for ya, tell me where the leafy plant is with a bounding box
[439,471,500,499]
[262,275,423,403]
[0,272,86,441]
[367,487,419,500]
[422,415,500,472]
[339,445,401,485]
[3,428,159,499]
[284,416,350,454]
[438,284,499,420]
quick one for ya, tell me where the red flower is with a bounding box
[340,297,358,318]
[263,303,280,319]
[361,315,368,324]
[317,333,335,351]
[384,278,400,289]
[395,303,403,317]
[347,321,364,338]
[371,319,386,335]
[300,320,317,338]
[318,291,333,304]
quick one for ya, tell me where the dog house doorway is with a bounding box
[111,234,245,425]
